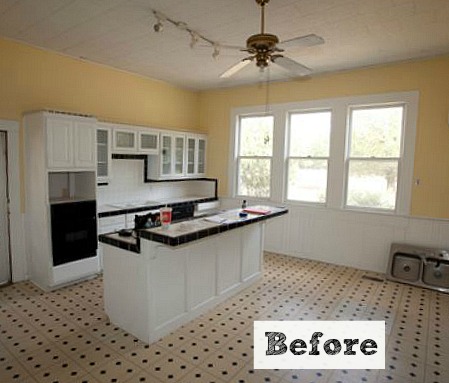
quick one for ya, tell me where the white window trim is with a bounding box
[285,109,332,206]
[229,91,418,215]
[344,104,405,213]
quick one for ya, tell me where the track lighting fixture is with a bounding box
[150,8,221,59]
[189,32,199,49]
[153,20,163,32]
[212,45,220,60]
[152,11,165,33]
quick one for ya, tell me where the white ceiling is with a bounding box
[1,0,449,90]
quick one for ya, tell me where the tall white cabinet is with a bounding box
[24,111,100,291]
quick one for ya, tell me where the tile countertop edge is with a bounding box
[98,234,140,254]
[139,207,288,247]
[98,196,218,218]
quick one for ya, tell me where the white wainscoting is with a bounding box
[220,198,449,274]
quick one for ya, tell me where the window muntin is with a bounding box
[287,111,331,203]
[346,105,404,211]
[236,115,273,198]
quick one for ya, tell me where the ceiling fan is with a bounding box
[220,0,324,79]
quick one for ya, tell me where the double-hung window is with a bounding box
[236,115,274,198]
[286,110,331,203]
[345,105,405,211]
[232,92,416,214]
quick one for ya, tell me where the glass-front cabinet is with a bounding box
[147,131,206,180]
[138,131,159,154]
[159,133,185,177]
[112,128,137,153]
[187,137,196,175]
[161,134,172,176]
[197,137,206,175]
[174,135,185,176]
[186,134,207,176]
[96,126,111,183]
[112,126,159,155]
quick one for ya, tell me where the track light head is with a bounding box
[212,45,220,60]
[153,20,163,32]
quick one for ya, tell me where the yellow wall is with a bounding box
[2,36,449,219]
[0,38,200,128]
[0,38,201,211]
[198,56,449,219]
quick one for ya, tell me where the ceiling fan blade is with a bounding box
[279,33,324,49]
[197,43,245,51]
[272,56,312,77]
[220,60,251,78]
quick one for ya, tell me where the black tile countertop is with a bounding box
[99,206,288,252]
[99,231,140,254]
[98,196,218,218]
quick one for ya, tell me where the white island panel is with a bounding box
[103,221,265,343]
[187,240,217,311]
[217,230,242,295]
[149,245,187,331]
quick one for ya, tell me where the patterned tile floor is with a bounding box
[1,252,448,383]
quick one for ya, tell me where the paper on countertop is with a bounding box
[204,215,227,224]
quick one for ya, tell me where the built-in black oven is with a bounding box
[50,200,97,266]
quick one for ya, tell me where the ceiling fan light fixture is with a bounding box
[221,0,323,79]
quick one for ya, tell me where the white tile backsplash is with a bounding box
[97,159,215,206]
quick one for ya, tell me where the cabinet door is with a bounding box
[161,134,173,176]
[186,137,196,176]
[46,117,73,169]
[97,128,111,182]
[197,137,206,175]
[74,121,96,169]
[113,129,137,152]
[174,135,185,176]
[138,131,159,154]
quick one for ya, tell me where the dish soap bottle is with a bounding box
[239,200,248,218]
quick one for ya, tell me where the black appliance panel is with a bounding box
[172,204,194,222]
[50,200,98,266]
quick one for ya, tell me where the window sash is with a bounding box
[236,157,272,198]
[345,158,400,211]
[345,104,405,211]
[286,158,329,203]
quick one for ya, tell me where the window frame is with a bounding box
[344,103,406,213]
[229,91,418,216]
[285,109,332,205]
[234,113,274,199]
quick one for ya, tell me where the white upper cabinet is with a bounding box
[186,134,207,177]
[147,132,206,180]
[96,124,112,183]
[46,114,96,170]
[156,133,185,178]
[112,127,137,153]
[112,125,159,155]
[138,130,159,154]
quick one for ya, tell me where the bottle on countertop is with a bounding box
[239,200,248,218]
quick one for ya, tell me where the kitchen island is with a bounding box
[100,206,287,343]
